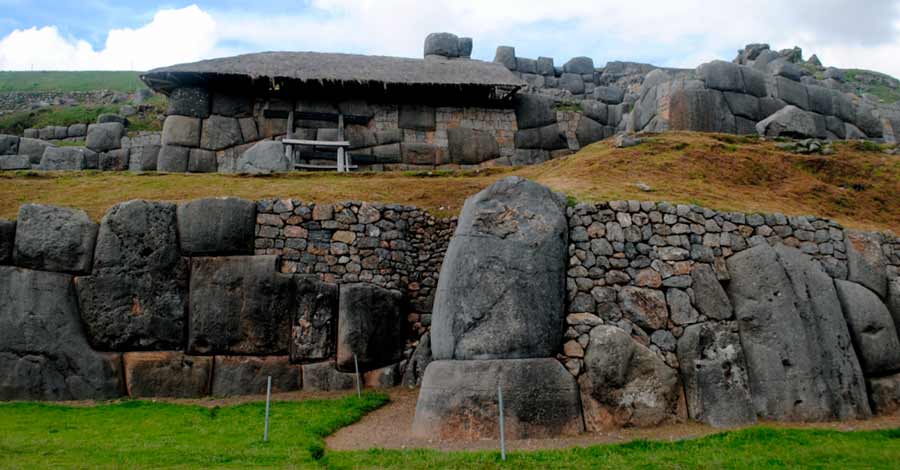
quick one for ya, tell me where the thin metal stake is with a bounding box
[263,375,272,442]
[353,354,362,398]
[498,385,506,461]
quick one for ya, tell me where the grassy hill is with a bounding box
[1,132,897,232]
[0,71,146,93]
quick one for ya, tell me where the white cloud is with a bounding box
[0,5,217,70]
[2,1,900,77]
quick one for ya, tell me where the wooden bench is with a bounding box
[263,109,367,172]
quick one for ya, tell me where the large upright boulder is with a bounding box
[39,146,86,171]
[756,105,826,139]
[13,204,97,274]
[336,283,404,372]
[844,231,887,298]
[514,93,556,129]
[0,266,123,400]
[177,197,256,255]
[290,275,339,363]
[17,137,53,164]
[835,280,900,375]
[167,87,211,118]
[726,243,871,421]
[123,352,211,398]
[188,256,293,355]
[667,89,735,133]
[580,325,685,429]
[0,219,14,264]
[447,128,500,164]
[86,123,124,152]
[200,115,242,150]
[412,359,584,439]
[677,322,756,427]
[423,32,459,58]
[75,200,187,351]
[236,140,291,174]
[431,177,568,360]
[211,356,301,396]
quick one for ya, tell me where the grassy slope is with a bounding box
[0,398,896,469]
[1,132,897,232]
[0,394,387,469]
[0,71,146,93]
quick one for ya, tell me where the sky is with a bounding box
[1,1,899,77]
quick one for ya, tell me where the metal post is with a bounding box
[498,385,506,461]
[264,375,272,442]
[353,353,362,398]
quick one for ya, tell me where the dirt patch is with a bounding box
[326,387,900,452]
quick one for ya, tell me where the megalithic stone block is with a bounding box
[335,283,404,372]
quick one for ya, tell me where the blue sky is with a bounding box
[1,1,899,76]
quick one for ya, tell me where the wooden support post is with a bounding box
[337,113,345,172]
[285,109,295,163]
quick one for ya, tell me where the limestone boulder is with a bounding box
[302,361,356,391]
[86,122,124,152]
[236,140,291,174]
[188,256,293,355]
[167,87,210,118]
[756,105,827,139]
[336,283,404,372]
[431,177,568,360]
[677,322,756,427]
[447,127,500,164]
[726,243,871,421]
[291,275,339,363]
[844,231,887,298]
[74,200,186,351]
[177,197,256,255]
[0,266,123,400]
[0,219,14,264]
[580,325,685,429]
[123,352,211,398]
[412,359,584,439]
[211,356,302,396]
[834,280,900,375]
[13,204,97,274]
[16,137,53,164]
[39,146,86,171]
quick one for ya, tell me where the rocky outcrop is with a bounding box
[432,177,568,360]
[13,204,97,274]
[335,283,404,372]
[0,266,123,400]
[580,325,685,429]
[412,359,584,439]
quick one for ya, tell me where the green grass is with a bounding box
[327,427,900,469]
[0,71,146,93]
[0,105,120,135]
[0,393,388,469]
[844,69,900,104]
[0,395,897,469]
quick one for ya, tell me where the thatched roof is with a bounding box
[142,51,524,98]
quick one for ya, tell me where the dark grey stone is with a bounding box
[691,264,732,320]
[580,325,685,429]
[123,352,210,398]
[51,125,68,139]
[699,60,744,92]
[514,93,557,129]
[457,37,473,58]
[726,243,871,421]
[13,204,97,274]
[0,154,30,170]
[157,145,190,172]
[559,73,585,94]
[16,137,53,164]
[447,127,500,164]
[564,56,594,75]
[432,177,568,360]
[576,116,611,147]
[723,92,762,120]
[201,115,242,150]
[99,148,129,171]
[177,197,256,255]
[835,279,900,375]
[302,361,356,391]
[372,143,402,163]
[594,86,625,104]
[855,103,883,138]
[96,114,125,125]
[188,148,217,173]
[398,104,435,131]
[39,146,86,171]
[211,93,252,117]
[236,140,291,174]
[536,56,555,76]
[677,321,756,427]
[188,256,293,355]
[867,372,900,415]
[844,231,887,298]
[582,101,608,123]
[494,46,517,70]
[86,122,124,152]
[515,123,567,150]
[211,356,301,396]
[290,275,338,363]
[510,149,550,165]
[401,332,433,387]
[774,76,810,109]
[75,200,186,351]
[167,87,210,118]
[667,89,736,133]
[889,278,900,337]
[424,32,459,57]
[740,66,768,97]
[756,105,827,139]
[0,219,13,264]
[336,283,404,372]
[516,58,537,75]
[66,124,86,138]
[0,134,19,154]
[401,142,437,165]
[619,286,668,330]
[412,359,584,439]
[0,266,123,400]
[806,85,834,116]
[162,115,201,147]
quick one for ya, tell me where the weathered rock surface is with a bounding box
[211,356,302,396]
[424,32,459,58]
[432,177,568,360]
[302,361,356,391]
[123,352,211,398]
[86,123,124,152]
[844,231,887,298]
[39,146,86,170]
[336,283,404,372]
[755,105,827,138]
[156,145,190,172]
[235,140,291,174]
[0,266,123,400]
[363,362,402,388]
[0,154,30,170]
[201,115,242,150]
[889,278,900,335]
[291,275,338,363]
[161,115,201,148]
[447,128,500,164]
[619,286,669,330]
[726,243,871,421]
[177,197,256,255]
[167,87,210,118]
[677,322,756,427]
[835,279,900,375]
[0,219,14,264]
[188,256,293,355]
[13,204,97,274]
[17,137,52,164]
[514,94,556,129]
[75,200,186,351]
[867,373,900,415]
[579,325,685,429]
[412,359,584,439]
[0,134,18,154]
[690,264,733,320]
[401,332,433,388]
[99,149,129,171]
[398,105,435,131]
